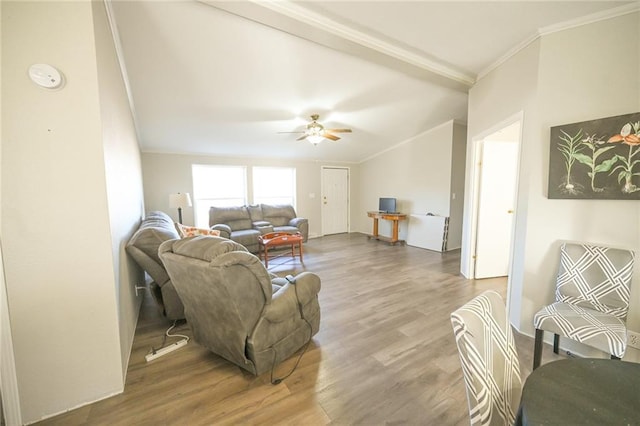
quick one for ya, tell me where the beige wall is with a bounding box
[1,1,144,422]
[463,38,541,322]
[141,152,351,238]
[448,123,468,249]
[531,12,640,357]
[92,1,145,372]
[466,12,640,359]
[353,120,465,248]
[0,3,21,423]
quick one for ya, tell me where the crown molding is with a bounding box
[248,0,475,88]
[477,2,640,81]
[476,31,540,81]
[359,119,456,164]
[538,2,640,37]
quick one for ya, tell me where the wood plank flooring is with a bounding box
[36,233,561,425]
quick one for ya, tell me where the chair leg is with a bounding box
[611,355,621,360]
[553,334,560,354]
[533,329,544,370]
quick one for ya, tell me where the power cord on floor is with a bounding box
[149,319,190,356]
[270,275,314,385]
[166,319,190,342]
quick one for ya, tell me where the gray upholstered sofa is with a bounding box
[159,235,321,375]
[126,211,184,320]
[209,204,308,253]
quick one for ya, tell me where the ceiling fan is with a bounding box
[279,114,352,145]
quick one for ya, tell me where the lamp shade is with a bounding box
[169,192,192,209]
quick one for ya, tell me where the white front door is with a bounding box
[474,136,519,279]
[321,167,349,235]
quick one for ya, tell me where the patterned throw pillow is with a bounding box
[175,223,221,238]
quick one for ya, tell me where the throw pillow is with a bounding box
[176,223,221,238]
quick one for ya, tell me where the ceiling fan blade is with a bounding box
[296,135,308,141]
[323,133,340,141]
[326,128,352,133]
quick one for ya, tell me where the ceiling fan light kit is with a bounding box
[280,114,353,145]
[305,116,325,144]
[307,135,324,145]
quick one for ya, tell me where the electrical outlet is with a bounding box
[628,331,640,349]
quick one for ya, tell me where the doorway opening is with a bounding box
[464,113,523,290]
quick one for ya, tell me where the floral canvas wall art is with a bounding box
[548,112,640,199]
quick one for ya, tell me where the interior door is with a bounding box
[474,139,519,279]
[321,167,349,235]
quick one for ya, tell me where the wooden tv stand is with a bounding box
[367,211,407,245]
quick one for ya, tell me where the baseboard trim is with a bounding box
[28,389,123,425]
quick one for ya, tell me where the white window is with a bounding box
[252,167,296,207]
[192,165,247,228]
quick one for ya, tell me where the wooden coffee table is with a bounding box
[257,232,304,268]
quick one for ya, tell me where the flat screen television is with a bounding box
[378,197,397,213]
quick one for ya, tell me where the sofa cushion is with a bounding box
[230,228,261,249]
[247,204,263,222]
[210,206,252,231]
[261,204,296,227]
[274,225,299,235]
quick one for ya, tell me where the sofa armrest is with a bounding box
[288,272,320,305]
[288,217,307,227]
[264,284,298,322]
[263,272,320,322]
[211,224,231,239]
[289,217,308,241]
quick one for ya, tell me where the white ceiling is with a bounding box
[109,1,635,163]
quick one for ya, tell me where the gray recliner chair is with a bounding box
[126,211,185,320]
[159,235,321,375]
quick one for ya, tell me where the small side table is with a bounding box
[367,211,407,245]
[257,232,304,268]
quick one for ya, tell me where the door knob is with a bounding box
[507,209,514,214]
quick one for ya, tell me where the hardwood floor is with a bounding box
[36,233,560,425]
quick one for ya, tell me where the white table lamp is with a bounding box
[169,192,192,224]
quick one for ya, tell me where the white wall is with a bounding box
[353,120,464,248]
[1,1,144,422]
[448,123,468,249]
[0,5,22,422]
[92,1,145,373]
[530,12,640,357]
[141,152,351,238]
[464,38,541,325]
[466,12,640,359]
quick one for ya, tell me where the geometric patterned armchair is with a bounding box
[533,243,635,370]
[451,290,522,426]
